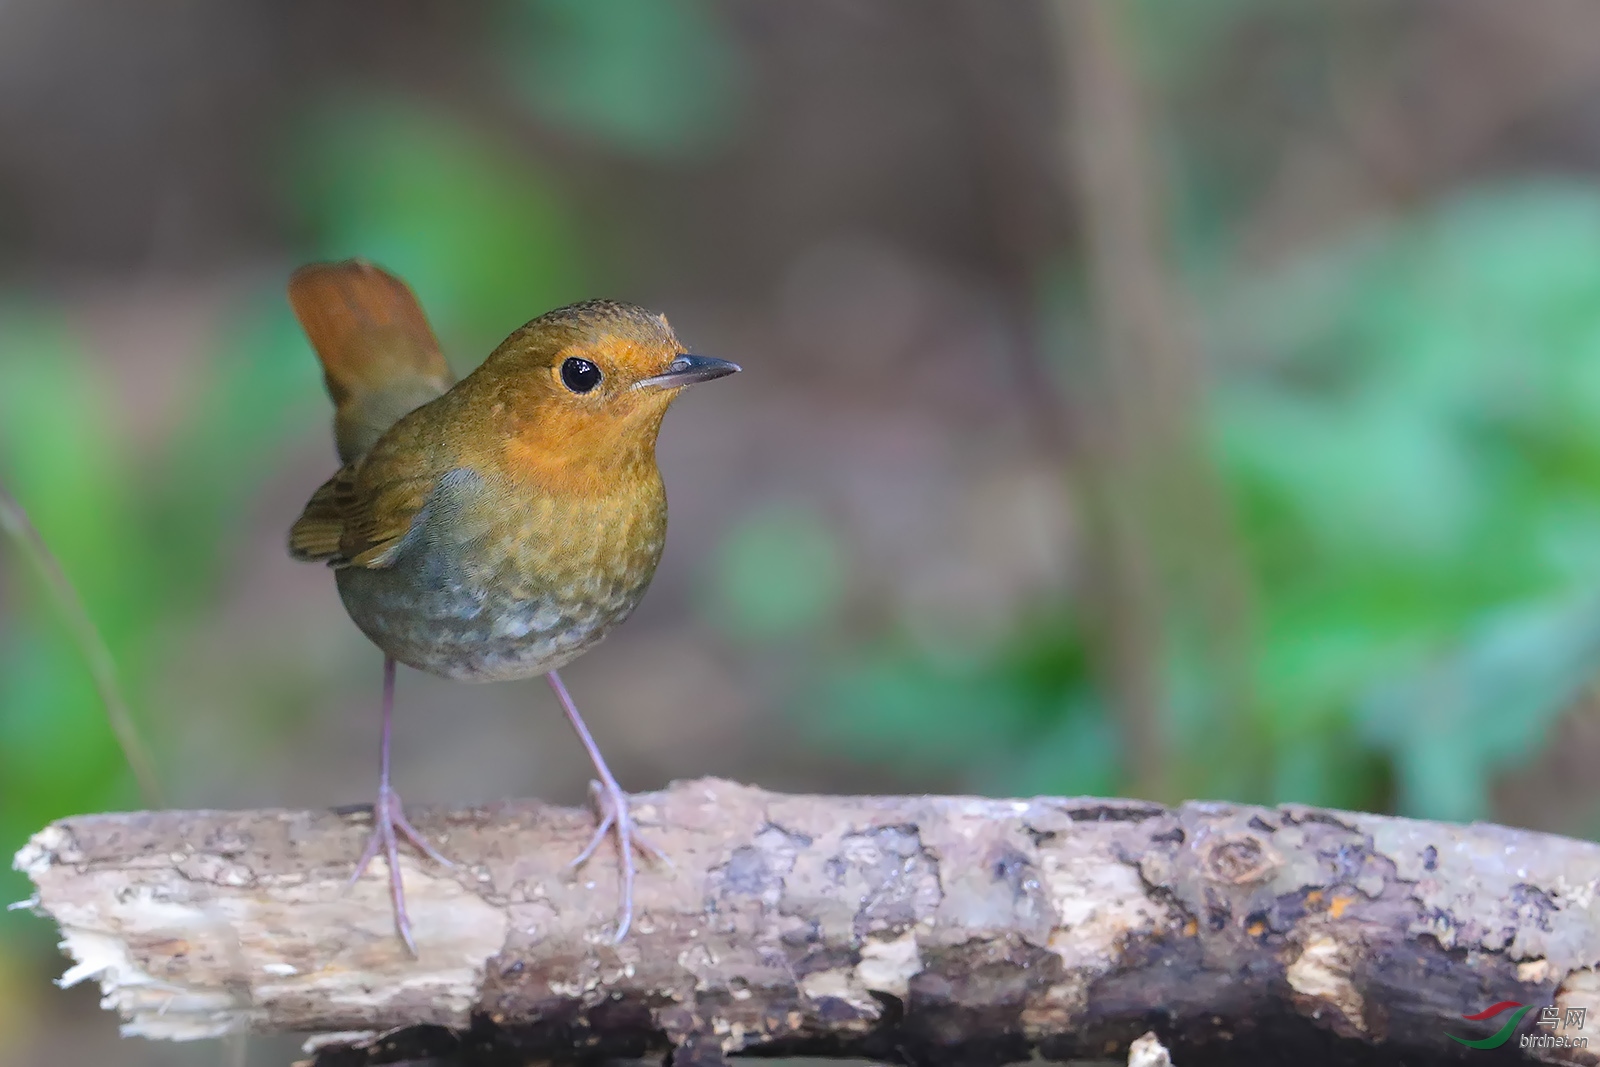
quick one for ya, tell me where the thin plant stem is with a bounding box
[0,479,164,807]
[1047,0,1258,803]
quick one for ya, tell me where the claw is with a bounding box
[569,778,667,941]
[545,669,669,941]
[349,786,452,955]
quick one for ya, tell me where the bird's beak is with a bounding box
[638,353,742,390]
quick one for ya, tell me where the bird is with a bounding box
[285,259,739,951]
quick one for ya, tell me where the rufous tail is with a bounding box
[288,260,454,464]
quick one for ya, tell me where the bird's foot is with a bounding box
[349,785,454,955]
[569,778,669,941]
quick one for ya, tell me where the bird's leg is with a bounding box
[546,669,666,941]
[349,655,452,955]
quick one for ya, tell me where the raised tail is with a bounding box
[289,260,454,464]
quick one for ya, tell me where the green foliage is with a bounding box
[1219,180,1600,820]
[291,98,591,357]
[496,0,746,160]
[0,297,316,943]
[752,180,1600,822]
[700,502,1116,798]
[703,501,846,642]
[1361,596,1600,821]
[1134,0,1326,85]
[815,617,1118,798]
[0,312,145,832]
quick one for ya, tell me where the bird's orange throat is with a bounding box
[498,398,671,501]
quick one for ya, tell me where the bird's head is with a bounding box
[475,299,740,487]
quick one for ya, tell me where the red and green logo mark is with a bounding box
[1448,1001,1532,1049]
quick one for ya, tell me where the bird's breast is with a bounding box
[337,486,668,682]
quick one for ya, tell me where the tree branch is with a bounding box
[13,779,1600,1065]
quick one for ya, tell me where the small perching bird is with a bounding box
[286,260,740,951]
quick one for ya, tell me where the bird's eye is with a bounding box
[560,357,602,394]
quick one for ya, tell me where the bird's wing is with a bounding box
[287,463,425,569]
[286,469,350,563]
[289,458,488,570]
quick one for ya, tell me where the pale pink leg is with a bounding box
[546,669,665,941]
[349,656,452,955]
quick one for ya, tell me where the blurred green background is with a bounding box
[6,0,1600,1061]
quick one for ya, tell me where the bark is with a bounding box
[12,778,1600,1066]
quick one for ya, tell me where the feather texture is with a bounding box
[288,260,454,464]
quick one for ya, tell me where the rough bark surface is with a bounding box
[13,778,1600,1065]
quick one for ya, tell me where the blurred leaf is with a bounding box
[704,501,845,642]
[763,178,1600,816]
[1134,0,1326,86]
[0,309,141,941]
[292,98,591,355]
[0,310,139,616]
[809,613,1104,794]
[0,288,315,946]
[1359,596,1600,821]
[498,0,745,160]
[147,296,320,591]
[987,694,1120,799]
[818,651,1026,773]
[1216,179,1600,816]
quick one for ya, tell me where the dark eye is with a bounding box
[560,357,602,393]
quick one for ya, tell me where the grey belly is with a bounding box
[334,565,639,682]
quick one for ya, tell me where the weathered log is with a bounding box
[11,778,1600,1065]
